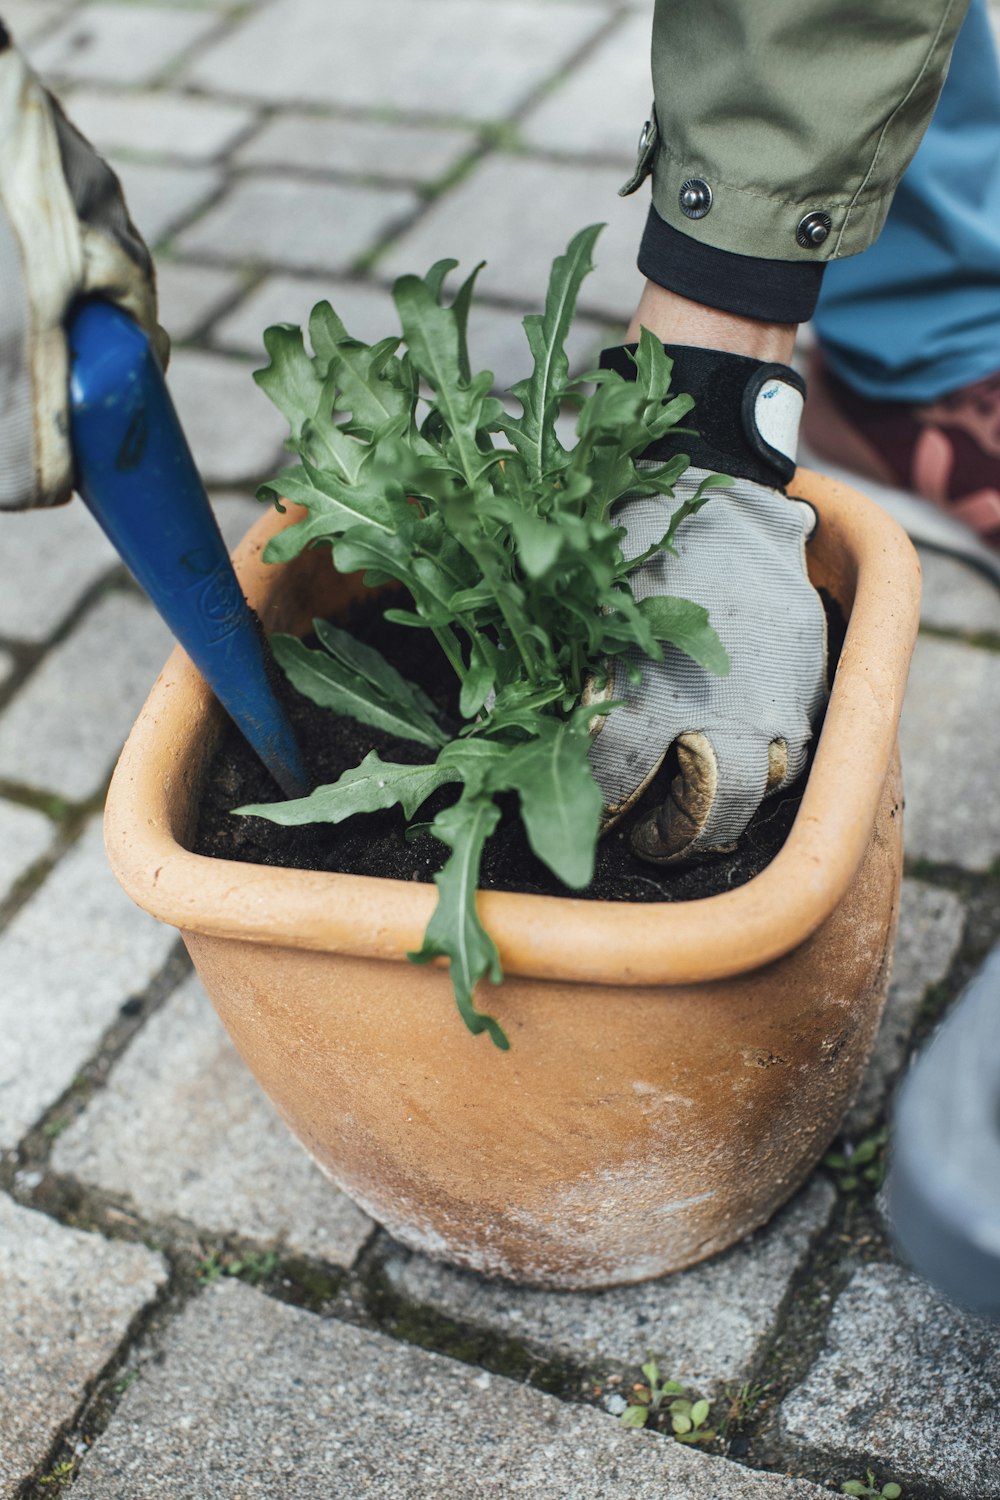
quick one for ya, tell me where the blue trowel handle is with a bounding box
[67,299,307,798]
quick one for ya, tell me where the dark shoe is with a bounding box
[802,353,1000,545]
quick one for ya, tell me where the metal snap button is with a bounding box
[679,178,712,219]
[796,211,832,248]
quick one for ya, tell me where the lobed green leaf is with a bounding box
[637,595,731,676]
[408,793,508,1049]
[271,633,446,748]
[235,751,457,825]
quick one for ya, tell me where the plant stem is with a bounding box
[430,623,467,684]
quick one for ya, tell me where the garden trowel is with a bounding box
[67,298,307,798]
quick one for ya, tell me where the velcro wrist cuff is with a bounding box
[598,342,804,487]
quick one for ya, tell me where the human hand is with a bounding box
[588,347,828,864]
[0,23,167,509]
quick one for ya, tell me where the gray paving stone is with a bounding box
[522,11,652,160]
[155,260,244,342]
[898,634,1000,870]
[0,1195,167,1499]
[780,1263,1000,1495]
[383,1179,835,1393]
[237,112,476,183]
[53,975,373,1265]
[166,349,288,487]
[61,87,256,163]
[0,501,116,644]
[0,592,173,800]
[115,159,221,247]
[916,546,1000,635]
[175,173,417,273]
[381,156,648,320]
[845,879,965,1134]
[214,273,610,392]
[72,1278,829,1500]
[0,819,177,1149]
[210,492,270,553]
[5,0,69,46]
[186,0,607,119]
[0,801,55,903]
[31,4,220,86]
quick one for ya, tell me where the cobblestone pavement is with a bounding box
[2,2,1000,1496]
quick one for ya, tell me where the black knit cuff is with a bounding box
[638,206,825,325]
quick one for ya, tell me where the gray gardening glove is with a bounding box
[0,20,166,510]
[589,345,828,864]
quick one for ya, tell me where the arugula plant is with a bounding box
[239,224,729,1049]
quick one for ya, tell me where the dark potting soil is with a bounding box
[193,593,845,905]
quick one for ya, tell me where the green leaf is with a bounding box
[619,1407,649,1429]
[313,618,438,724]
[501,223,603,478]
[309,303,410,433]
[392,273,497,487]
[690,1399,710,1428]
[253,323,325,441]
[423,257,459,304]
[841,1485,868,1497]
[637,595,731,676]
[459,655,494,719]
[640,1359,660,1388]
[671,1412,693,1435]
[272,634,446,748]
[436,737,509,797]
[451,259,486,385]
[257,460,395,566]
[881,1486,902,1499]
[235,751,459,826]
[408,793,508,1049]
[502,723,602,888]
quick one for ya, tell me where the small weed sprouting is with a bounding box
[243,223,730,1049]
[619,1358,715,1443]
[196,1248,279,1286]
[824,1126,889,1194]
[716,1379,770,1440]
[113,1368,138,1395]
[37,1460,75,1490]
[841,1471,902,1498]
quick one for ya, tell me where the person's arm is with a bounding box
[630,0,973,326]
[0,19,165,510]
[596,2,971,862]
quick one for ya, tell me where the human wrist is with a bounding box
[626,280,797,365]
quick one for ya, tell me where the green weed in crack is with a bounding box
[618,1357,715,1443]
[242,223,729,1047]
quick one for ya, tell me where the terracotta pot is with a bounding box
[104,470,920,1290]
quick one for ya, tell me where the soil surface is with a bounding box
[193,595,844,905]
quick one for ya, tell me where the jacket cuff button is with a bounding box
[679,178,712,219]
[796,211,832,248]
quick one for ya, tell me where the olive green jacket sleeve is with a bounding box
[635,0,971,265]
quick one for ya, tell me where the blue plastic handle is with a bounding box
[67,300,307,798]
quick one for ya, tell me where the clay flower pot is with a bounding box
[104,470,920,1290]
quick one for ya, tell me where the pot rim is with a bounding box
[104,468,920,986]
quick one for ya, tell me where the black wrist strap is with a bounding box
[598,343,805,487]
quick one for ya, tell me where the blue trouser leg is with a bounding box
[814,0,1000,403]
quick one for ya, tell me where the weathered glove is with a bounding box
[588,344,828,864]
[0,22,166,509]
